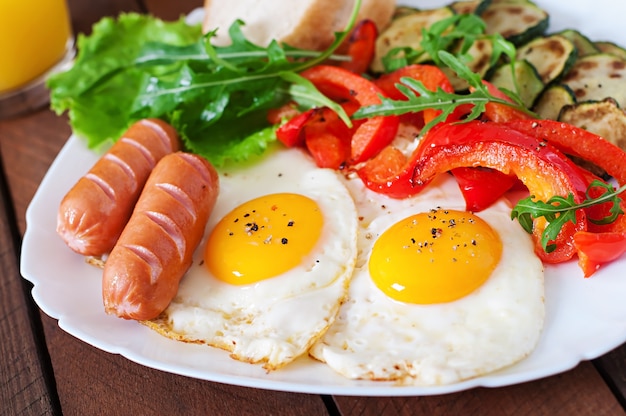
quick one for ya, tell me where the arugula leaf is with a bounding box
[364,12,530,133]
[353,51,533,133]
[511,181,626,252]
[281,71,352,127]
[420,14,488,67]
[382,13,517,74]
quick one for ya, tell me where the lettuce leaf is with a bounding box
[48,14,201,150]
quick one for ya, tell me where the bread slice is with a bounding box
[202,0,396,50]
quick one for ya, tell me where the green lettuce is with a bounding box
[48,14,201,150]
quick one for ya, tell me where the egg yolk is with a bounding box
[369,209,502,304]
[205,193,323,284]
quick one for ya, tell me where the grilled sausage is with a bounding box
[102,152,219,320]
[57,118,180,257]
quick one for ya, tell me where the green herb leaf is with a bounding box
[353,51,533,133]
[372,12,530,128]
[511,181,626,252]
[420,14,487,67]
[280,72,352,127]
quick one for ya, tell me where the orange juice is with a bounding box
[0,0,72,93]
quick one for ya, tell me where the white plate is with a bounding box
[20,0,626,396]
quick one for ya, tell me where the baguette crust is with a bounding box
[202,0,396,50]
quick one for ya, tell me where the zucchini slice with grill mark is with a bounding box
[516,34,577,84]
[562,53,626,107]
[450,0,492,15]
[371,7,455,73]
[559,98,626,150]
[392,6,420,20]
[594,41,626,60]
[557,29,599,57]
[443,37,495,91]
[488,59,544,107]
[532,84,576,120]
[480,1,548,46]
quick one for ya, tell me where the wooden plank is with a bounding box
[0,156,59,414]
[66,0,143,35]
[594,345,626,408]
[142,0,204,21]
[0,111,70,234]
[333,362,625,415]
[42,313,329,415]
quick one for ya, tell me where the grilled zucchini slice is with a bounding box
[516,34,577,84]
[450,0,492,15]
[481,0,548,46]
[371,7,455,73]
[392,6,420,20]
[559,98,626,150]
[557,29,600,57]
[488,59,544,107]
[443,37,495,91]
[562,53,626,107]
[594,41,626,60]
[533,84,576,120]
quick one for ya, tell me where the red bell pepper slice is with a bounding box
[339,19,377,75]
[374,64,459,125]
[503,119,626,187]
[572,177,626,276]
[411,120,590,263]
[302,107,352,169]
[300,65,399,164]
[355,65,466,198]
[451,167,518,212]
[356,145,428,198]
[574,231,626,277]
[275,108,315,147]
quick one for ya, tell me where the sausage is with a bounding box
[102,152,219,320]
[57,118,180,257]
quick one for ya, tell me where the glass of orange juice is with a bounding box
[0,0,74,118]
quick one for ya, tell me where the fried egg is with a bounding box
[310,175,545,385]
[146,146,358,370]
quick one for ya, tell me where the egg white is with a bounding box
[146,146,358,370]
[310,174,546,386]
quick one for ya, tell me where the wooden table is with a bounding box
[2,1,626,415]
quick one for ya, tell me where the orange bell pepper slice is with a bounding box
[503,119,626,186]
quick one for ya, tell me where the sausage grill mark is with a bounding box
[123,244,164,285]
[141,118,176,153]
[119,136,157,168]
[84,172,117,202]
[144,210,187,261]
[156,182,198,222]
[179,152,213,183]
